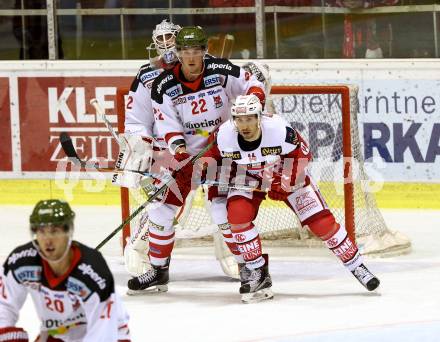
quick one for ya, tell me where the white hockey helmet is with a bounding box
[150,19,181,64]
[242,61,272,95]
[231,94,263,118]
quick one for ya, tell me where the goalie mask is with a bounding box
[242,61,272,95]
[148,19,181,65]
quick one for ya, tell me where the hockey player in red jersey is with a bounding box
[0,200,130,341]
[207,94,380,303]
[126,26,267,294]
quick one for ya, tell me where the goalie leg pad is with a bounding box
[124,242,151,276]
[124,210,152,276]
[211,196,243,263]
[128,210,150,251]
[213,230,240,279]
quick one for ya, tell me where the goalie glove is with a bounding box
[0,327,29,342]
[112,134,153,189]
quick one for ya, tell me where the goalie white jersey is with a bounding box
[124,62,167,147]
[151,58,265,155]
[0,242,130,342]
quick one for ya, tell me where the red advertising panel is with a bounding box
[0,77,12,171]
[18,76,131,171]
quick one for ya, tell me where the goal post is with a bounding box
[116,84,411,256]
[116,88,131,248]
[271,85,356,242]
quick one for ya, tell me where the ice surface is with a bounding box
[1,206,439,342]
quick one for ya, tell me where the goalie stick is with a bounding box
[58,126,217,250]
[59,132,166,179]
[90,98,121,143]
[90,98,163,202]
[93,138,216,250]
[60,130,267,192]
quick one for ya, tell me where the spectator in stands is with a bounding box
[12,0,63,59]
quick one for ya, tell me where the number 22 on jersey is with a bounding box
[191,99,207,115]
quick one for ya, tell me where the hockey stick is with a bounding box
[90,98,121,143]
[59,132,167,179]
[89,98,165,197]
[94,138,216,250]
[61,129,271,193]
[200,179,264,192]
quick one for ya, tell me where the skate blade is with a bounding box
[127,284,168,296]
[241,288,274,304]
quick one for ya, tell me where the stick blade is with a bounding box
[59,132,82,165]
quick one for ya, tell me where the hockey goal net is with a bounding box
[116,85,411,256]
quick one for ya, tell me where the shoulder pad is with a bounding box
[137,63,163,86]
[3,242,41,283]
[205,58,240,77]
[4,242,39,271]
[151,70,178,103]
[69,242,115,302]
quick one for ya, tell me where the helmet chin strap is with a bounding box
[32,231,73,264]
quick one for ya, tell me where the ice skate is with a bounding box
[352,264,380,291]
[239,255,273,304]
[127,263,169,295]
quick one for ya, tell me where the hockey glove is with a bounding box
[172,152,193,199]
[0,327,29,342]
[112,134,153,189]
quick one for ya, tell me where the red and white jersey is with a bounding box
[0,242,130,342]
[216,114,311,186]
[151,58,265,155]
[124,62,167,148]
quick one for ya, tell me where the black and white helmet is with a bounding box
[231,95,263,118]
[242,61,271,95]
[149,19,181,64]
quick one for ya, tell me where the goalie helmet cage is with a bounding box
[116,85,411,256]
